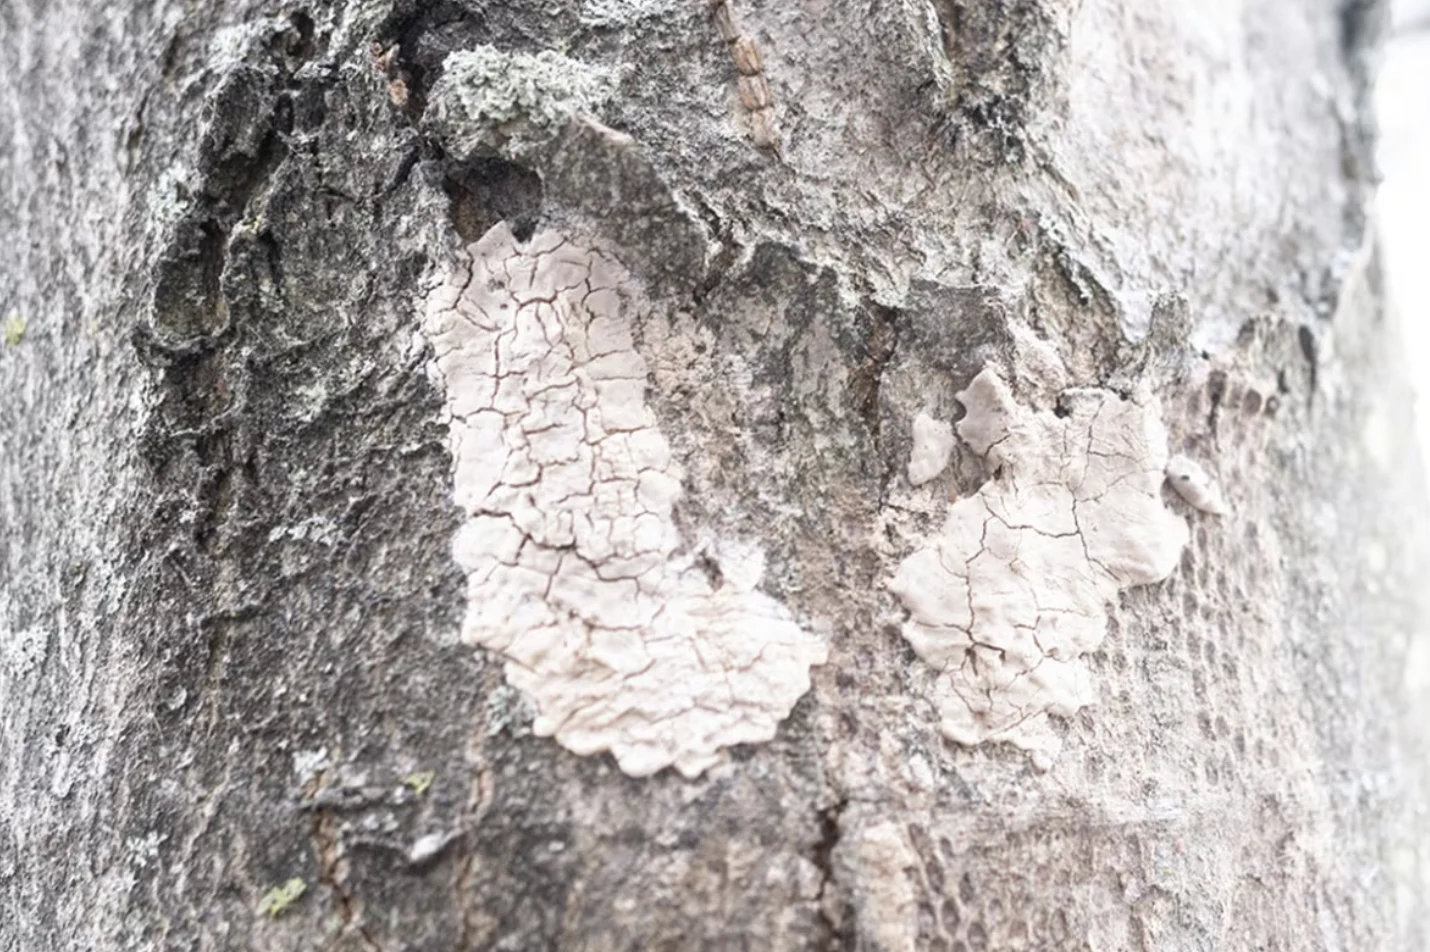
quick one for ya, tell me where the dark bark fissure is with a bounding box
[311,808,382,952]
[1298,324,1320,401]
[848,302,901,446]
[812,798,853,951]
[375,0,487,119]
[930,0,1063,163]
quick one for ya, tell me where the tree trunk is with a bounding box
[3,0,1427,949]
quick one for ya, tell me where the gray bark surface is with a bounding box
[2,0,1427,949]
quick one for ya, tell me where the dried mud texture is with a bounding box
[891,368,1187,767]
[423,223,825,778]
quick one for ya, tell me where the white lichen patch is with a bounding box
[889,369,1189,768]
[1164,453,1228,515]
[426,47,618,160]
[907,412,955,486]
[423,223,827,778]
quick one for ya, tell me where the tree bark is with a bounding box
[3,0,1427,949]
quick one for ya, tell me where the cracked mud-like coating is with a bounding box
[891,368,1189,767]
[422,223,826,778]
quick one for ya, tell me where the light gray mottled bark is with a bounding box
[3,0,1428,949]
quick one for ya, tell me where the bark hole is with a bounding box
[442,157,544,244]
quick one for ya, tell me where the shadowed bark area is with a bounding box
[2,0,1427,950]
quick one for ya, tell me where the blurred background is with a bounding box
[1379,0,1430,472]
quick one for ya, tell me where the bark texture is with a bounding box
[2,0,1428,949]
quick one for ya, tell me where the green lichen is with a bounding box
[237,213,265,237]
[3,312,25,346]
[427,46,618,161]
[404,769,436,796]
[257,877,307,919]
